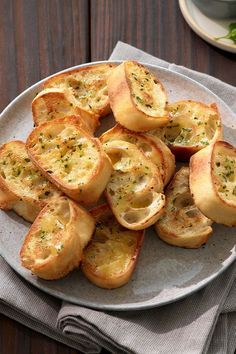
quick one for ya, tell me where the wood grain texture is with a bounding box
[0,0,90,111]
[0,0,235,354]
[90,0,236,85]
[0,314,84,354]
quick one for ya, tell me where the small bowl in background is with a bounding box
[193,0,236,19]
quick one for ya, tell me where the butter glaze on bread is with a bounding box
[190,141,236,226]
[103,140,165,230]
[32,88,95,133]
[20,196,95,280]
[100,124,175,186]
[26,117,113,205]
[107,61,169,132]
[0,141,62,222]
[43,63,115,130]
[155,167,213,248]
[100,124,165,184]
[151,100,222,161]
[152,100,222,161]
[82,204,144,289]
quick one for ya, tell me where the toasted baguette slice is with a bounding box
[26,117,113,205]
[155,167,213,248]
[102,140,165,230]
[0,141,62,222]
[82,204,144,289]
[100,124,166,184]
[151,100,222,160]
[100,124,175,186]
[32,88,96,133]
[107,61,169,132]
[147,135,175,186]
[190,141,236,226]
[20,196,95,280]
[43,63,115,127]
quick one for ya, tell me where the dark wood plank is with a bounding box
[90,0,236,85]
[0,314,82,354]
[0,0,90,112]
[0,314,110,354]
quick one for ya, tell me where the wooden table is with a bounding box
[0,1,235,353]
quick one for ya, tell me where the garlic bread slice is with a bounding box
[100,124,166,184]
[190,141,236,226]
[32,88,95,133]
[20,196,95,280]
[100,123,175,186]
[0,141,62,222]
[26,117,113,205]
[151,100,222,160]
[103,140,165,230]
[108,61,169,132]
[82,204,144,289]
[43,63,115,127]
[155,167,213,248]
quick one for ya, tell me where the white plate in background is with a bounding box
[179,0,236,53]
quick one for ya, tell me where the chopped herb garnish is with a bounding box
[201,141,209,146]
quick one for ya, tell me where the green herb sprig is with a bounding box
[216,23,236,44]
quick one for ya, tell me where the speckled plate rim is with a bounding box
[179,0,236,54]
[0,60,235,311]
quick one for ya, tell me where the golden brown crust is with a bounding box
[26,117,113,205]
[102,139,165,230]
[32,88,96,133]
[151,101,222,161]
[145,134,175,185]
[43,63,116,124]
[108,61,169,132]
[0,141,62,222]
[20,196,95,280]
[82,204,144,289]
[100,123,167,184]
[100,124,175,186]
[190,141,236,226]
[155,167,213,248]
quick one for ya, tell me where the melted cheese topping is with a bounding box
[126,61,167,117]
[84,211,138,276]
[0,142,60,201]
[214,148,236,204]
[45,65,114,114]
[155,101,221,147]
[30,124,100,186]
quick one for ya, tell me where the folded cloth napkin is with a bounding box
[0,257,84,352]
[0,41,236,354]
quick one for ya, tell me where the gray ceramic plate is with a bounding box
[0,61,235,311]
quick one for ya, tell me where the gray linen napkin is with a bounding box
[0,41,236,354]
[0,256,85,352]
[57,42,236,354]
